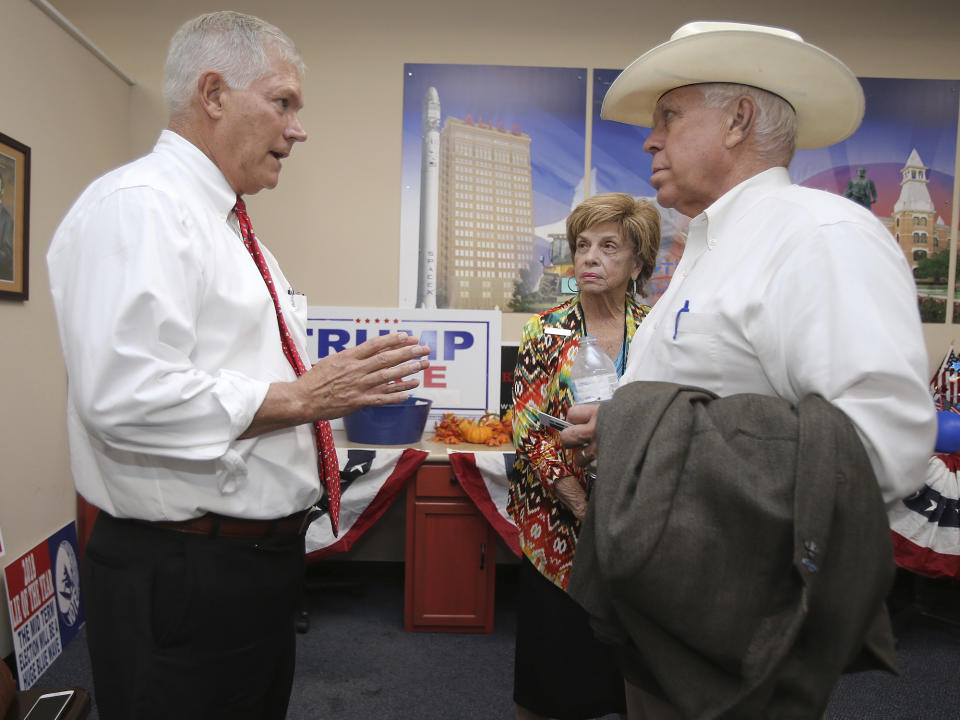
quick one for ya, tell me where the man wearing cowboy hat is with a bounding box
[560,21,936,719]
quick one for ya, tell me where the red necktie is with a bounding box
[234,198,340,536]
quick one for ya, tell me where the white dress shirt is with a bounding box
[48,130,321,520]
[621,167,936,507]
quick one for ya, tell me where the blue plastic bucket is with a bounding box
[342,397,433,445]
[935,410,960,454]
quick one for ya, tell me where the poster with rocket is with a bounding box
[399,64,587,313]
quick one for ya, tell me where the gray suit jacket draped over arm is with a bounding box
[567,381,897,720]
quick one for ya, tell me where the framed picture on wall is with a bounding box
[0,131,30,301]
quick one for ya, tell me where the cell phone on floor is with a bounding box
[23,690,75,720]
[537,411,571,431]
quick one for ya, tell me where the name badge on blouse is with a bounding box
[544,327,572,337]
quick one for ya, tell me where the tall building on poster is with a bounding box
[881,148,950,271]
[436,115,535,309]
[417,87,441,309]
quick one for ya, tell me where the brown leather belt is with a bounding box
[139,507,320,539]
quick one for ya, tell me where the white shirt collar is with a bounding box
[155,129,238,221]
[700,166,792,239]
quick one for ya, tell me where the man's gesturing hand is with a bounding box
[298,332,430,420]
[241,332,430,438]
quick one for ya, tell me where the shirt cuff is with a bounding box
[210,369,271,439]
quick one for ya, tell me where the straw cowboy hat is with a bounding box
[601,21,865,149]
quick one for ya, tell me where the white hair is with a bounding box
[699,83,797,166]
[163,11,306,118]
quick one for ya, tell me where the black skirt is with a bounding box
[513,556,626,719]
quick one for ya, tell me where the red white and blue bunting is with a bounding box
[448,450,520,556]
[304,448,521,560]
[306,448,427,560]
[889,453,960,579]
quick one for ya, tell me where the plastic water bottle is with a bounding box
[570,335,617,404]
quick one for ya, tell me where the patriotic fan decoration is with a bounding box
[930,344,960,413]
[886,344,960,579]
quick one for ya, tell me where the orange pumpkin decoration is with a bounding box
[429,411,513,446]
[459,421,494,445]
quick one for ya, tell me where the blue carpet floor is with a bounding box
[18,564,960,719]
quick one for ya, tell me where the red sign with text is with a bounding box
[4,523,84,689]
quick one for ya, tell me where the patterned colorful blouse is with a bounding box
[508,294,649,589]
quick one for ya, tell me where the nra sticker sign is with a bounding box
[4,523,84,689]
[307,307,501,426]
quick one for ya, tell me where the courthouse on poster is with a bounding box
[791,77,960,322]
[401,65,959,321]
[591,72,960,318]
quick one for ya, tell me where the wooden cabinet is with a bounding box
[404,463,496,633]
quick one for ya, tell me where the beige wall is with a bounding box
[0,1,132,656]
[46,0,960,344]
[1,0,958,654]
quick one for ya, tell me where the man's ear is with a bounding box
[197,71,226,119]
[724,95,757,149]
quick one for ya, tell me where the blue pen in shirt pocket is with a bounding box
[674,299,690,340]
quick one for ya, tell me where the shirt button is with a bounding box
[707,238,717,249]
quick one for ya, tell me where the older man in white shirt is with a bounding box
[561,21,936,719]
[48,11,428,720]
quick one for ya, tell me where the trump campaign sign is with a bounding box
[4,523,84,689]
[307,307,501,426]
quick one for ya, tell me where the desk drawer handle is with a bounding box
[479,542,486,570]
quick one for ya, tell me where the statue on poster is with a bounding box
[843,167,878,210]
